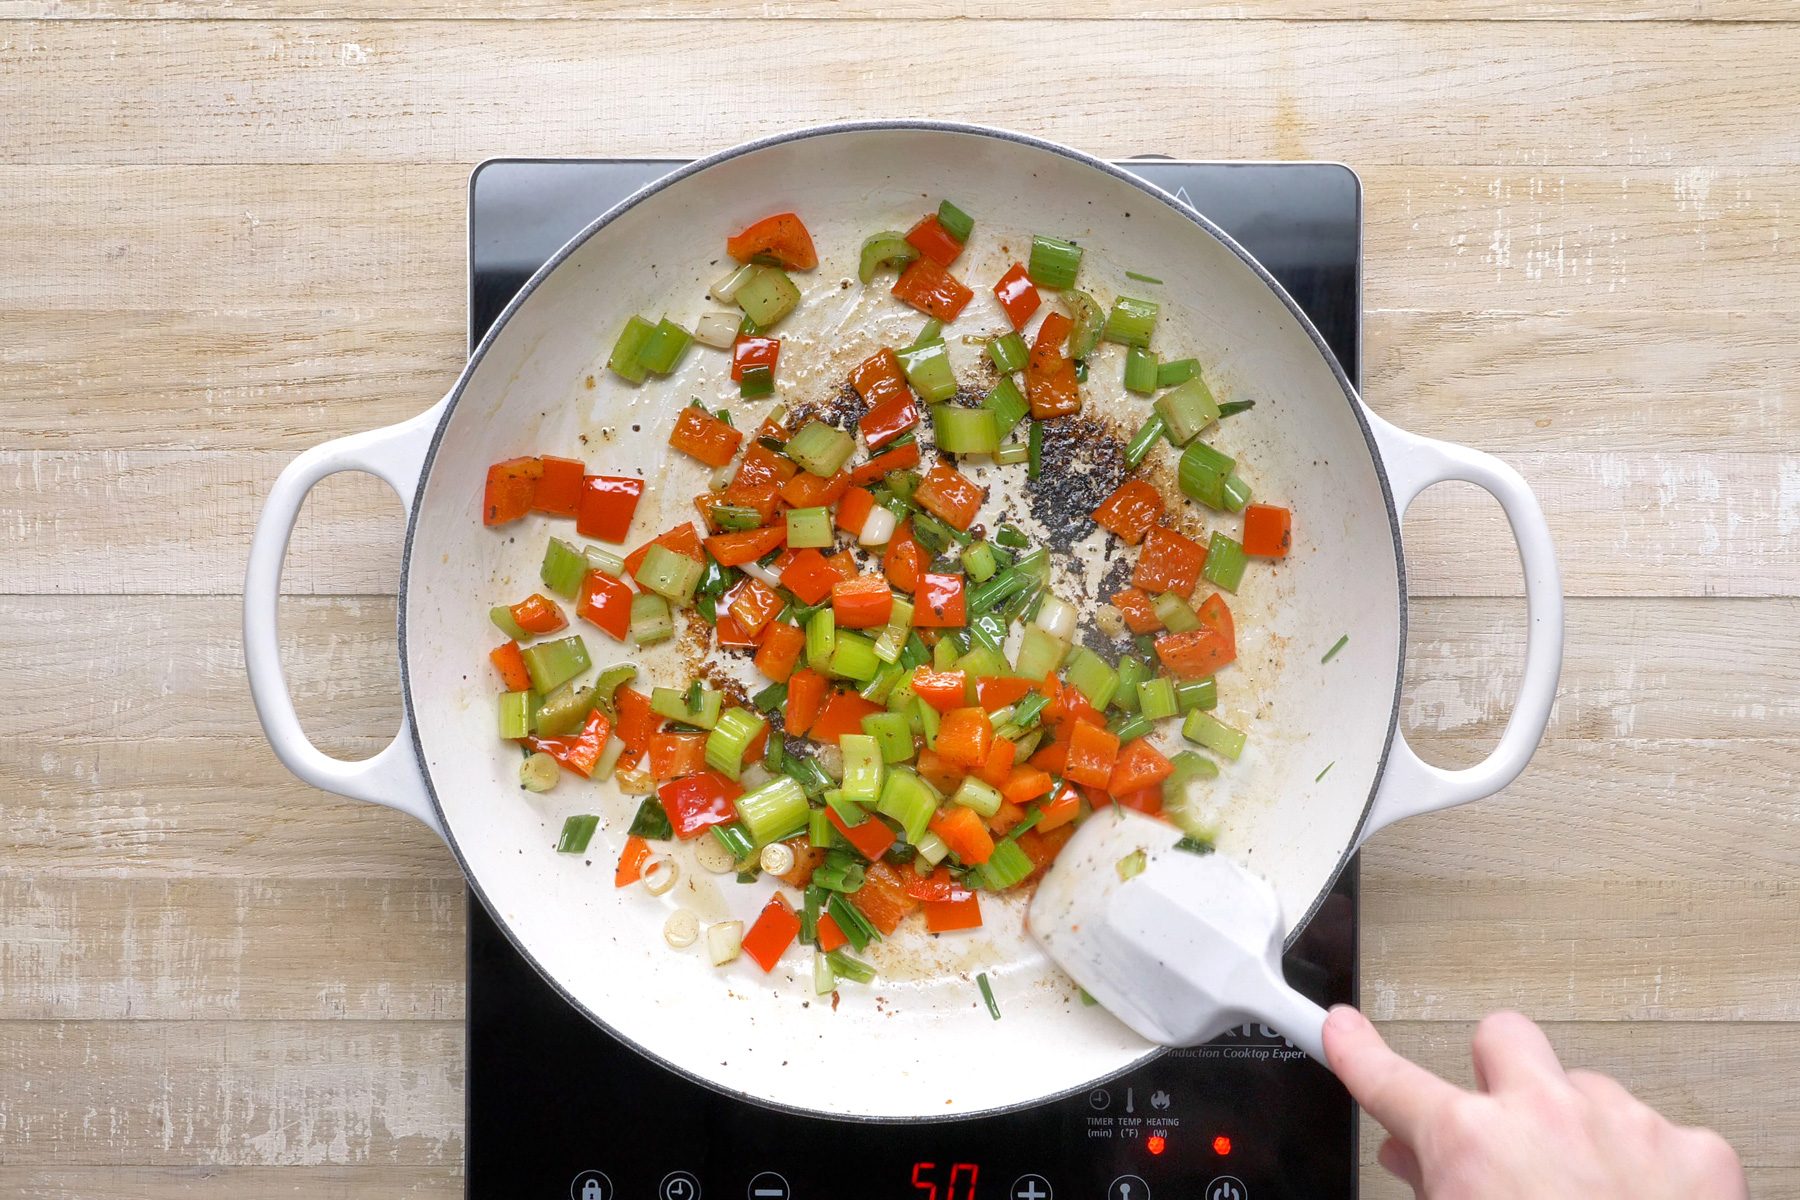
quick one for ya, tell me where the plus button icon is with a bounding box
[1011,1174,1053,1200]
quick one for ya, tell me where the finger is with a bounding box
[1377,1135,1425,1195]
[1470,1011,1566,1093]
[1322,1005,1464,1142]
[1566,1068,1638,1109]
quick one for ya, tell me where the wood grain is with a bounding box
[4,23,1799,168]
[0,1167,461,1200]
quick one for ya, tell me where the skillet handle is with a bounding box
[244,401,449,842]
[1356,414,1564,847]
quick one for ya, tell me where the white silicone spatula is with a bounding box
[1027,809,1328,1063]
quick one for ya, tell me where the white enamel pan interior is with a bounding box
[246,123,1562,1121]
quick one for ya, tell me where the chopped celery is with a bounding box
[521,636,590,693]
[977,972,1001,1020]
[896,340,958,403]
[859,661,906,704]
[1124,412,1166,470]
[629,592,673,645]
[736,266,800,328]
[954,646,1009,684]
[635,544,704,603]
[1177,440,1237,510]
[840,734,885,803]
[831,631,881,683]
[1027,235,1084,290]
[1155,377,1220,445]
[972,839,1033,890]
[1222,473,1254,513]
[1157,358,1199,388]
[961,540,999,583]
[556,814,599,854]
[607,315,655,384]
[497,690,535,740]
[916,830,950,866]
[1176,676,1218,712]
[1138,677,1179,721]
[590,663,638,714]
[584,545,626,578]
[950,776,1002,818]
[806,607,836,672]
[916,695,941,749]
[1154,590,1201,633]
[877,767,940,844]
[489,605,530,641]
[987,332,1028,374]
[1201,532,1249,592]
[651,684,722,730]
[533,682,596,736]
[1217,399,1257,419]
[859,231,918,284]
[639,318,694,375]
[1103,296,1160,348]
[1064,647,1119,710]
[520,751,559,792]
[787,420,855,477]
[1183,710,1247,760]
[936,200,974,243]
[932,406,998,455]
[1064,290,1105,359]
[735,776,810,845]
[910,318,943,349]
[1110,712,1154,742]
[706,707,766,780]
[931,635,959,672]
[873,597,915,664]
[785,505,833,549]
[1124,346,1158,396]
[861,711,916,763]
[1014,625,1069,680]
[1114,655,1152,712]
[711,504,764,532]
[540,537,589,599]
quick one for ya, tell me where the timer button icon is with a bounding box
[1088,1088,1111,1111]
[1011,1173,1053,1200]
[660,1170,702,1200]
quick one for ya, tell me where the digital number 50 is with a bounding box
[911,1161,980,1200]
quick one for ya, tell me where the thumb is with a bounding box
[1323,1005,1463,1143]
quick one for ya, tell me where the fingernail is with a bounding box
[1325,1005,1367,1033]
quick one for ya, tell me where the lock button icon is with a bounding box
[584,1183,604,1200]
[570,1171,612,1200]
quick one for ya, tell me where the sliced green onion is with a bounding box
[1176,676,1218,713]
[520,751,560,792]
[1064,646,1120,711]
[967,611,1007,656]
[1155,377,1220,446]
[738,365,775,400]
[1073,360,1089,383]
[1322,634,1350,664]
[489,605,530,641]
[977,971,1002,1020]
[1117,848,1148,881]
[710,263,758,304]
[831,631,881,684]
[785,505,833,549]
[936,200,974,243]
[1183,710,1247,761]
[994,442,1030,466]
[1104,296,1160,348]
[1027,235,1083,290]
[1137,677,1179,721]
[960,540,999,583]
[639,318,693,375]
[1124,412,1166,469]
[911,318,944,349]
[521,636,591,694]
[1222,473,1253,513]
[1157,358,1199,389]
[826,893,880,952]
[1316,761,1335,782]
[1124,346,1159,396]
[589,663,638,715]
[896,340,958,403]
[933,406,999,455]
[877,767,940,844]
[859,231,919,284]
[1009,690,1051,732]
[1174,834,1216,855]
[1154,591,1200,633]
[862,710,916,764]
[1217,399,1257,419]
[1110,712,1154,742]
[629,796,675,841]
[1064,290,1105,359]
[808,808,835,850]
[972,839,1032,890]
[950,776,1002,818]
[840,734,885,803]
[995,524,1029,550]
[706,707,767,780]
[651,683,722,730]
[1013,625,1069,681]
[635,544,704,603]
[556,814,599,854]
[735,266,800,328]
[967,567,1028,615]
[540,538,589,599]
[1201,532,1249,593]
[629,592,673,645]
[987,332,1028,374]
[753,681,788,714]
[497,690,535,740]
[787,420,855,478]
[711,820,755,861]
[806,607,836,673]
[827,948,878,984]
[735,775,810,845]
[1027,419,1044,479]
[813,950,837,995]
[606,315,655,384]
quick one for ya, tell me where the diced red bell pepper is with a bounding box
[576,569,633,641]
[705,523,786,568]
[927,805,995,866]
[810,689,885,743]
[1014,823,1075,879]
[848,442,922,486]
[1029,738,1068,775]
[658,770,744,839]
[1243,503,1293,558]
[849,862,920,936]
[992,262,1041,331]
[1065,721,1121,789]
[694,482,780,532]
[913,463,984,531]
[753,620,806,683]
[784,668,828,737]
[1198,591,1236,651]
[832,575,893,629]
[741,892,803,973]
[726,212,819,271]
[779,548,842,606]
[901,864,975,904]
[915,747,966,796]
[576,475,645,543]
[1034,781,1082,830]
[977,736,1017,789]
[483,456,541,526]
[730,335,781,383]
[648,731,710,781]
[1110,586,1164,635]
[851,348,910,407]
[489,641,532,692]
[1026,311,1081,418]
[884,531,925,594]
[714,614,759,649]
[858,393,920,452]
[827,806,896,862]
[815,912,849,953]
[523,710,612,778]
[669,405,745,468]
[509,592,567,635]
[975,676,1034,712]
[615,836,654,887]
[986,800,1029,837]
[1002,767,1056,807]
[1155,628,1236,678]
[613,685,659,754]
[935,706,994,770]
[772,838,825,888]
[532,456,584,518]
[923,893,984,933]
[822,551,859,583]
[1113,787,1165,815]
[913,668,969,714]
[624,523,705,582]
[725,575,784,636]
[1092,479,1165,546]
[734,443,800,490]
[1132,526,1208,598]
[913,572,966,628]
[835,486,877,538]
[903,214,963,267]
[1109,738,1175,796]
[891,258,974,322]
[779,469,851,509]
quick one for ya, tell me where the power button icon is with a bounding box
[1207,1177,1247,1200]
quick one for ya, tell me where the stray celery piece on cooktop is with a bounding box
[651,683,722,730]
[1157,357,1199,389]
[1155,376,1220,445]
[983,376,1029,439]
[539,537,588,599]
[1183,710,1247,761]
[738,365,775,400]
[634,543,704,603]
[556,814,600,855]
[1064,289,1105,359]
[497,690,536,740]
[628,592,672,645]
[1124,346,1159,396]
[785,505,833,549]
[932,406,999,456]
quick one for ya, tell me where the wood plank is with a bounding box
[7,447,1795,597]
[5,596,1792,745]
[3,23,1798,168]
[0,1021,464,1167]
[0,877,464,1021]
[0,1168,461,1200]
[1361,1169,1800,1200]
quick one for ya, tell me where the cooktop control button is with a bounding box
[1207,1177,1248,1200]
[1108,1175,1151,1200]
[570,1170,613,1200]
[659,1170,701,1200]
[1010,1173,1053,1200]
[1088,1088,1112,1111]
[746,1171,790,1200]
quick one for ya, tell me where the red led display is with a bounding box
[1146,1134,1167,1156]
[911,1161,980,1199]
[1213,1134,1233,1156]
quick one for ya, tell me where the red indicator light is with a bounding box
[1213,1134,1233,1156]
[1146,1134,1167,1156]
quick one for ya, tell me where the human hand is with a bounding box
[1322,1006,1747,1199]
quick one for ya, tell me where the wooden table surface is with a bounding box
[4,2,1797,1197]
